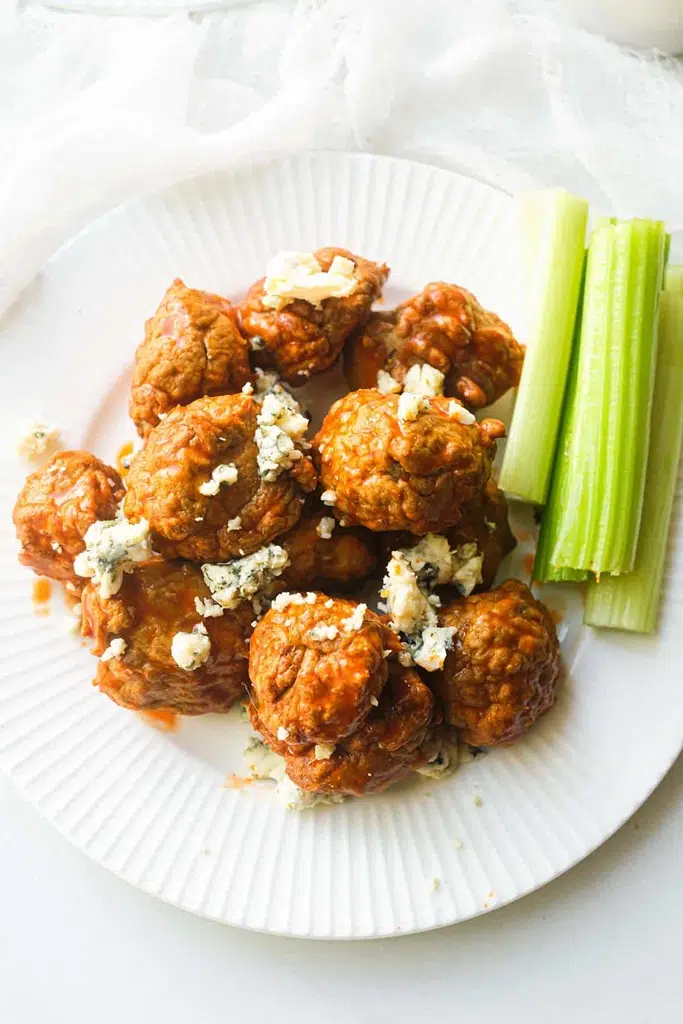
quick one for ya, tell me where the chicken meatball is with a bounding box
[123,393,316,562]
[250,657,438,796]
[239,248,389,385]
[130,279,253,437]
[13,450,124,589]
[248,595,438,795]
[277,509,377,590]
[249,595,390,745]
[313,389,504,534]
[437,579,560,746]
[344,284,524,409]
[81,557,252,714]
[446,480,516,591]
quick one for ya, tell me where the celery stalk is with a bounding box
[533,218,666,580]
[584,274,683,632]
[499,190,588,504]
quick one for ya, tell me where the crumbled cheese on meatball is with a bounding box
[383,551,434,635]
[415,736,459,779]
[277,726,289,741]
[227,517,242,532]
[74,517,152,599]
[401,534,483,596]
[397,391,430,426]
[484,518,497,533]
[202,545,290,609]
[377,370,401,395]
[402,534,455,587]
[51,541,63,553]
[370,695,380,706]
[448,400,476,425]
[320,490,336,506]
[241,382,254,395]
[17,421,61,462]
[199,463,238,496]
[407,625,455,672]
[403,363,445,397]
[271,591,317,611]
[308,622,339,642]
[261,251,358,311]
[450,542,484,596]
[244,737,343,811]
[314,743,335,761]
[194,596,224,618]
[255,389,309,482]
[341,603,366,633]
[171,623,210,671]
[316,516,336,540]
[383,548,456,672]
[100,637,127,662]
[254,367,281,398]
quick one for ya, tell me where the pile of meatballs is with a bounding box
[13,247,562,804]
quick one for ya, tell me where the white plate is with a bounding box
[0,152,681,939]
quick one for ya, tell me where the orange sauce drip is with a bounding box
[139,709,179,732]
[522,552,536,577]
[550,608,564,626]
[116,440,134,477]
[225,773,254,789]
[33,578,52,616]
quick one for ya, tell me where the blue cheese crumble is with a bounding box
[171,623,211,671]
[402,363,445,396]
[261,251,358,311]
[403,534,483,596]
[100,637,127,662]
[199,463,238,496]
[382,547,453,672]
[244,737,343,811]
[201,544,290,609]
[397,391,430,426]
[194,596,224,618]
[341,603,366,633]
[74,517,152,599]
[382,536,482,671]
[316,516,336,540]
[17,421,62,462]
[377,369,402,395]
[255,390,309,482]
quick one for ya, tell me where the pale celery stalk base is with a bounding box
[585,273,683,632]
[499,189,588,505]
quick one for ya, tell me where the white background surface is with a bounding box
[1,759,681,1023]
[2,1,683,1018]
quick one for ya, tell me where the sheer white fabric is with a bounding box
[2,0,683,318]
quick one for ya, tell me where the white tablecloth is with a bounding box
[1,3,682,1020]
[1,763,681,1022]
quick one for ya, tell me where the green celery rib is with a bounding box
[534,217,666,579]
[498,189,588,505]
[584,278,683,631]
[619,222,666,567]
[550,222,617,569]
